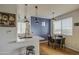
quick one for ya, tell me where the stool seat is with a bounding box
[26,46,34,50]
[26,46,35,55]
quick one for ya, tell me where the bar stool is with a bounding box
[26,45,35,55]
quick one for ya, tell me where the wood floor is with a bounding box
[40,42,79,55]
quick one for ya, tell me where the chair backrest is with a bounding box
[58,35,63,38]
[48,35,54,42]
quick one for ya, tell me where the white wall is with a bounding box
[0,4,17,53]
[0,4,17,14]
[54,9,79,51]
[0,4,17,41]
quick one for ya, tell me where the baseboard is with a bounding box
[65,45,79,52]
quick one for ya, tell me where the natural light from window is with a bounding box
[17,22,26,34]
[53,17,72,35]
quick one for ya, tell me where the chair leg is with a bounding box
[52,43,54,48]
[60,44,65,48]
[48,41,50,46]
[62,44,65,48]
[60,44,62,48]
[53,43,56,49]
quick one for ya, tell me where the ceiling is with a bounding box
[27,4,79,19]
[0,4,79,19]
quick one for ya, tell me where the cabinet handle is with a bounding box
[7,30,11,33]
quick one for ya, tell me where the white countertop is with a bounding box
[8,35,44,49]
[17,35,44,42]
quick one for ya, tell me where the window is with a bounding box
[62,17,72,35]
[42,22,45,27]
[53,17,72,35]
[17,22,26,34]
[53,20,61,34]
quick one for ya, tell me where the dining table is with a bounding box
[52,35,65,48]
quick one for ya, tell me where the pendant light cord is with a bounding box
[35,6,38,17]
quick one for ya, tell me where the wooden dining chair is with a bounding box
[48,36,54,47]
[53,39,62,49]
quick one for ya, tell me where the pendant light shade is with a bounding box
[35,6,39,24]
[35,6,38,9]
[52,12,56,20]
[35,17,39,24]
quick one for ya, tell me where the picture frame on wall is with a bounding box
[74,22,79,26]
[0,12,16,27]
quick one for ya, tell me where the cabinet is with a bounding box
[0,27,17,54]
[0,27,17,42]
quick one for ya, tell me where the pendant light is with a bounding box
[24,4,29,23]
[52,12,56,21]
[35,5,39,24]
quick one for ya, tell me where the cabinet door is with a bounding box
[0,27,17,43]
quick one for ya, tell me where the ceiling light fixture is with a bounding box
[24,4,29,23]
[52,12,56,21]
[35,5,39,24]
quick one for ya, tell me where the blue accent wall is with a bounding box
[31,16,51,39]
